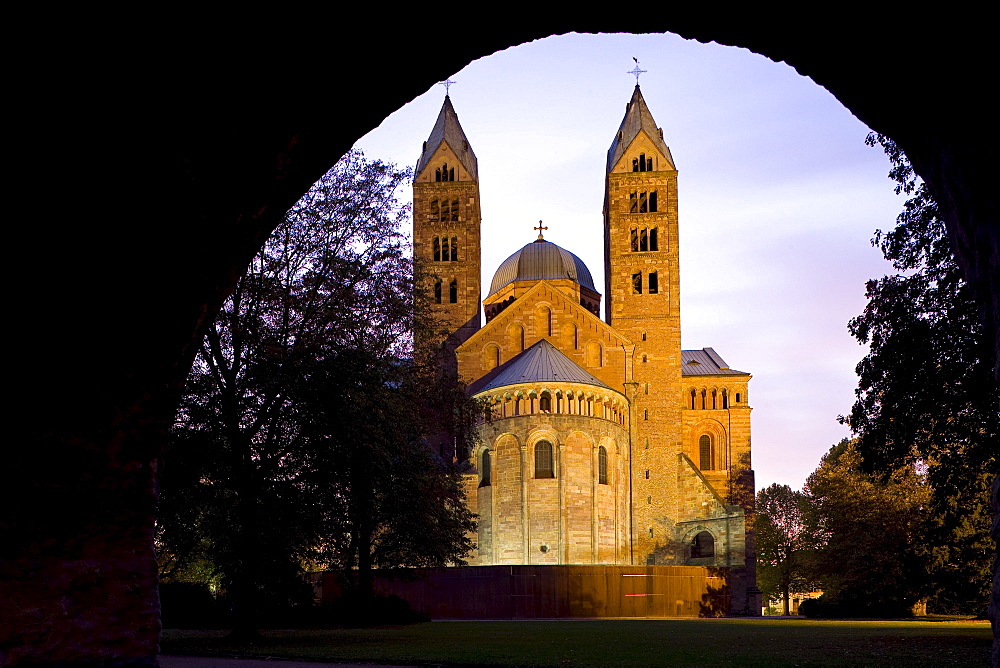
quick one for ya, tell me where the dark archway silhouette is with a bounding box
[7,15,996,665]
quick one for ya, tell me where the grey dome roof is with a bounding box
[488,239,596,296]
[470,339,610,395]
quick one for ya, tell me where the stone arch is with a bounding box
[535,302,553,337]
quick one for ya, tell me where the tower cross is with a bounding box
[628,58,647,85]
[534,220,548,240]
[439,78,457,95]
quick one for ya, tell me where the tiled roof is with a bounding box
[606,85,675,173]
[470,339,610,394]
[488,239,597,296]
[681,348,749,376]
[415,96,478,180]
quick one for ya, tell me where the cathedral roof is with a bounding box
[415,95,478,180]
[606,85,675,173]
[681,348,749,376]
[488,239,597,296]
[470,339,610,394]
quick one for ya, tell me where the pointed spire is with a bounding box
[606,85,675,173]
[416,95,478,181]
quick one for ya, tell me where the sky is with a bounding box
[353,32,904,492]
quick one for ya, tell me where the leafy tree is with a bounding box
[754,483,812,615]
[844,135,999,614]
[802,440,930,616]
[157,149,476,634]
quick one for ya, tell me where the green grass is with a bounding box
[161,618,991,666]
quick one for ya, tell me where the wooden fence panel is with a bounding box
[322,565,731,619]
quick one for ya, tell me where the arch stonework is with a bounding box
[10,17,998,664]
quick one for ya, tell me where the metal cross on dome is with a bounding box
[534,220,548,240]
[439,78,457,95]
[628,58,647,84]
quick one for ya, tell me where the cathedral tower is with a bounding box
[603,85,683,562]
[413,96,482,352]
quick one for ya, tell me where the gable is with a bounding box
[456,280,633,388]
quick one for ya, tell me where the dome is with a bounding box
[488,239,596,296]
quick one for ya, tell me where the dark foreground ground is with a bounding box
[161,617,990,666]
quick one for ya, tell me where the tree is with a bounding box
[844,135,999,614]
[754,483,811,615]
[802,440,930,616]
[157,149,476,634]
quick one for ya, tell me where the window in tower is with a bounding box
[649,227,659,251]
[712,389,717,409]
[449,166,455,181]
[632,273,642,294]
[645,469,649,479]
[539,391,551,413]
[598,446,608,485]
[641,332,647,341]
[434,280,442,304]
[451,199,459,221]
[644,409,648,420]
[648,272,659,294]
[449,280,457,303]
[699,435,714,470]
[630,193,638,214]
[736,392,741,403]
[430,199,440,221]
[435,168,441,182]
[639,191,648,213]
[722,390,729,409]
[701,390,707,410]
[691,389,697,410]
[433,237,441,262]
[630,228,639,251]
[534,440,554,478]
[451,236,458,261]
[649,190,658,212]
[440,199,451,221]
[479,450,491,488]
[639,228,648,251]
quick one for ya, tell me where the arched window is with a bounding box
[722,390,729,409]
[449,280,458,303]
[712,389,717,409]
[539,392,551,413]
[640,228,648,251]
[484,344,500,370]
[649,226,658,250]
[648,272,659,294]
[534,440,554,478]
[690,389,697,410]
[598,446,608,485]
[441,199,451,221]
[450,236,458,261]
[451,199,459,221]
[699,435,714,470]
[630,227,639,251]
[649,191,658,213]
[433,236,441,262]
[691,531,715,558]
[434,280,442,304]
[587,341,603,367]
[479,450,491,488]
[632,273,642,294]
[430,199,440,221]
[736,392,741,403]
[701,390,707,410]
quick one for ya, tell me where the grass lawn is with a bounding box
[161,618,991,666]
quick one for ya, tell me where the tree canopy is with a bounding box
[156,150,477,632]
[754,483,812,615]
[842,135,998,614]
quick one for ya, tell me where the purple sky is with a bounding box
[354,32,904,491]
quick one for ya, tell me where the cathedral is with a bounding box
[413,85,754,575]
